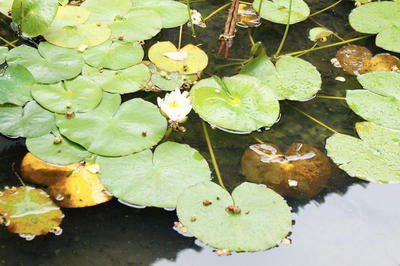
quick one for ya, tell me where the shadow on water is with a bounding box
[0,0,400,265]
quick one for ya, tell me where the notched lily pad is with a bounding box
[98,141,211,208]
[326,122,400,183]
[176,181,292,251]
[0,186,63,235]
[253,0,310,25]
[56,93,167,156]
[0,65,34,106]
[148,41,208,74]
[6,42,83,84]
[191,75,280,133]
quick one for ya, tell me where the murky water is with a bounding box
[0,1,399,265]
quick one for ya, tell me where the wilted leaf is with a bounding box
[336,45,372,75]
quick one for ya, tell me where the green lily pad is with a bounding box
[0,0,12,17]
[252,0,310,24]
[308,27,333,41]
[191,75,280,132]
[26,130,91,165]
[81,0,131,24]
[131,0,188,28]
[346,71,400,130]
[109,9,162,42]
[240,48,321,101]
[349,1,400,53]
[97,141,211,208]
[11,0,59,37]
[49,5,90,27]
[326,122,400,183]
[176,181,292,251]
[0,47,7,63]
[31,76,102,114]
[0,101,55,138]
[147,62,195,91]
[82,64,150,94]
[0,186,63,235]
[0,65,34,106]
[56,93,167,156]
[83,40,144,70]
[6,42,84,84]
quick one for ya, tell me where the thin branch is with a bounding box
[289,105,339,134]
[310,0,343,17]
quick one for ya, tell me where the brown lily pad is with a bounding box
[237,4,261,28]
[361,53,400,73]
[241,143,331,199]
[336,44,372,75]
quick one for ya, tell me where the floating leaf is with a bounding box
[11,0,59,37]
[97,141,211,208]
[56,93,167,156]
[308,27,333,41]
[236,4,261,28]
[0,65,34,106]
[26,130,91,165]
[131,0,188,28]
[349,1,400,52]
[346,71,400,129]
[190,75,280,132]
[241,143,331,199]
[48,5,90,27]
[0,47,7,63]
[326,122,400,183]
[81,0,131,24]
[109,9,162,42]
[148,41,208,74]
[82,64,150,94]
[335,45,372,75]
[240,47,321,100]
[6,42,83,84]
[21,152,80,186]
[253,0,310,24]
[0,101,55,138]
[31,76,102,114]
[83,40,144,70]
[47,165,112,208]
[0,186,63,235]
[0,0,12,17]
[176,182,292,251]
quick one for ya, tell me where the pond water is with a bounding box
[0,0,399,265]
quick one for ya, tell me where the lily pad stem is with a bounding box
[295,41,319,58]
[12,162,25,186]
[317,95,345,100]
[186,0,196,37]
[178,24,183,50]
[201,120,227,190]
[0,36,16,48]
[310,0,343,17]
[251,134,264,144]
[247,28,255,46]
[203,2,231,22]
[162,127,173,142]
[274,0,293,57]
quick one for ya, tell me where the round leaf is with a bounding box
[31,76,103,114]
[191,75,280,132]
[82,64,150,94]
[0,65,34,106]
[326,122,400,183]
[0,186,63,235]
[176,182,292,251]
[83,40,144,70]
[6,42,83,84]
[252,0,310,24]
[148,41,208,74]
[81,0,131,24]
[0,101,55,138]
[97,141,211,208]
[0,47,8,63]
[376,26,400,53]
[56,93,167,156]
[11,0,58,37]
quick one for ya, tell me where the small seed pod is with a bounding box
[183,82,191,89]
[183,64,188,72]
[160,71,167,78]
[8,10,11,16]
[190,215,197,222]
[147,81,154,87]
[118,35,124,41]
[66,102,72,108]
[203,199,212,206]
[216,249,231,256]
[320,36,328,43]
[139,40,145,45]
[142,130,147,137]
[53,136,62,144]
[66,111,74,118]
[96,22,102,26]
[50,226,63,235]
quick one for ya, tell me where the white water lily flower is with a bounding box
[157,88,192,123]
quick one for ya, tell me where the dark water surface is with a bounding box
[0,0,399,265]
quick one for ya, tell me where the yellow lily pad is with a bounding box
[148,41,208,74]
[50,5,90,27]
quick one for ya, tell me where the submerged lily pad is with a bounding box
[0,101,55,138]
[0,65,34,106]
[146,62,196,91]
[0,47,7,63]
[176,182,292,251]
[130,0,188,28]
[26,130,91,165]
[0,186,63,235]
[82,64,150,94]
[253,0,310,24]
[11,0,59,37]
[83,40,144,70]
[240,46,321,100]
[326,122,400,183]
[346,71,400,129]
[349,1,400,52]
[335,45,372,75]
[31,76,102,114]
[97,141,211,208]
[6,42,83,84]
[109,9,162,42]
[191,75,280,132]
[56,93,167,156]
[148,41,208,74]
[81,0,131,23]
